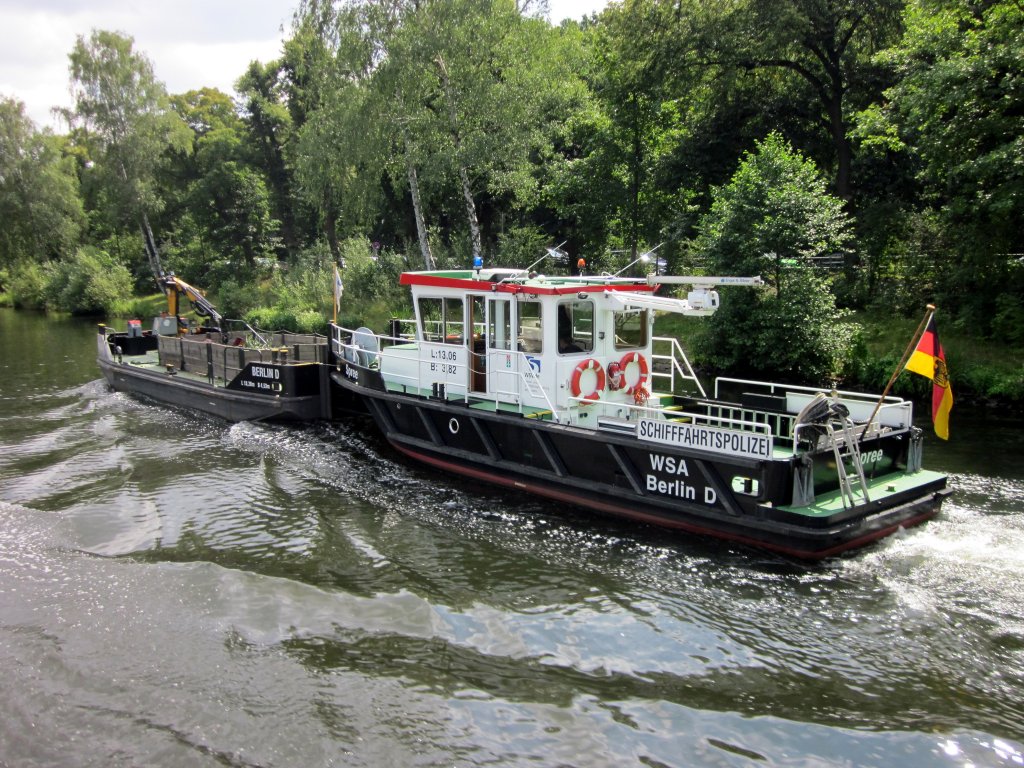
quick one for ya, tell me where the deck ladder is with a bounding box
[829,416,871,508]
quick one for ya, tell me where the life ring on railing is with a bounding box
[570,358,606,402]
[618,352,650,395]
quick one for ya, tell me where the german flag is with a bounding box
[905,315,953,439]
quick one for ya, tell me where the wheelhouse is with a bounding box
[371,268,679,421]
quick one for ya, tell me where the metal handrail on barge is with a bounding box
[650,335,707,398]
[713,376,914,455]
[587,396,776,437]
[331,324,564,420]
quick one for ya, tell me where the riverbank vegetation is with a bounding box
[1,0,1021,403]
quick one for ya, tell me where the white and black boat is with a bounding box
[98,275,332,422]
[328,261,949,559]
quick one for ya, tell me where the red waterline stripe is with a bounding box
[389,441,938,560]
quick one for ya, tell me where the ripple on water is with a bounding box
[4,341,1024,767]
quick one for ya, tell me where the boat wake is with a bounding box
[845,471,1024,593]
[841,472,1024,723]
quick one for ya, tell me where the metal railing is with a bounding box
[714,377,913,439]
[650,335,707,397]
[583,395,776,438]
[332,324,563,420]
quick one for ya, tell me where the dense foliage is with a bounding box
[0,0,1020,392]
[692,134,857,381]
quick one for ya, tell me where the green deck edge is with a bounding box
[467,399,553,418]
[122,354,224,386]
[777,469,947,518]
[383,381,554,419]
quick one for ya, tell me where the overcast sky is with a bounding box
[0,0,608,131]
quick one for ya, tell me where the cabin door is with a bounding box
[468,295,486,393]
[485,297,516,401]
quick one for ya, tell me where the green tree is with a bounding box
[66,30,191,286]
[42,245,133,315]
[692,133,856,381]
[283,0,587,269]
[602,0,902,221]
[0,97,84,272]
[164,88,282,284]
[370,0,588,262]
[725,0,904,202]
[237,60,305,260]
[866,0,1024,330]
[547,1,684,264]
[285,0,389,262]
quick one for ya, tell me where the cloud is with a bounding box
[0,1,286,129]
[549,0,608,22]
[0,0,606,132]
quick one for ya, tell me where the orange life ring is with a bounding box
[619,352,650,395]
[570,358,606,402]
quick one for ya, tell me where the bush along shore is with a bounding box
[4,255,1019,415]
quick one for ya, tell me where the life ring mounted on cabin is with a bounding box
[569,358,606,402]
[618,352,650,396]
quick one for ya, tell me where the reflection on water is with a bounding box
[1,309,1023,767]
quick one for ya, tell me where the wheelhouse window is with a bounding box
[418,297,464,344]
[517,301,543,353]
[444,297,464,343]
[488,298,512,350]
[613,309,649,350]
[557,300,593,355]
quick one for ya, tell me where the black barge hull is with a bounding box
[99,359,324,422]
[333,369,948,560]
[98,333,328,422]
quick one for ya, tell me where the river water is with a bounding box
[1,307,1023,767]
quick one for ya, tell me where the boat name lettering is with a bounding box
[344,364,359,381]
[862,449,883,464]
[645,453,718,505]
[250,365,280,380]
[638,419,772,459]
[644,474,717,505]
[648,454,689,475]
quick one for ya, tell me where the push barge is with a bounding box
[328,264,950,559]
[97,275,331,422]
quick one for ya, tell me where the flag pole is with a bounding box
[332,264,340,325]
[858,304,936,441]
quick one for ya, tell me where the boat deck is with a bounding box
[776,469,947,518]
[380,380,812,461]
[384,380,556,418]
[118,350,227,387]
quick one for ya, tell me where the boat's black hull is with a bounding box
[98,352,328,423]
[96,327,331,423]
[332,367,948,559]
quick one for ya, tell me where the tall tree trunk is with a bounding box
[401,124,435,269]
[827,90,852,203]
[139,211,164,291]
[323,190,340,263]
[456,164,482,260]
[435,55,483,260]
[629,94,641,261]
[122,155,163,290]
